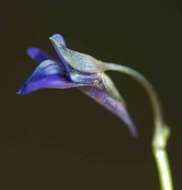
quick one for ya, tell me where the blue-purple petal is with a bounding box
[17,59,84,95]
[27,59,64,81]
[27,48,54,63]
[17,75,85,95]
[80,87,137,137]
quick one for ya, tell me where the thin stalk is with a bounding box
[105,63,173,190]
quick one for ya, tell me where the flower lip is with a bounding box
[17,60,64,95]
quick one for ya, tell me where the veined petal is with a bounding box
[49,34,71,76]
[17,60,84,95]
[50,34,105,73]
[26,59,64,81]
[80,87,137,137]
[17,75,85,95]
[70,72,127,105]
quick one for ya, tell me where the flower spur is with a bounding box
[17,34,137,137]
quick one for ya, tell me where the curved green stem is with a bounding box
[105,63,173,190]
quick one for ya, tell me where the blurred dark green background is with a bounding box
[1,0,181,189]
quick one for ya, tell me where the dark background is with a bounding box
[1,0,181,189]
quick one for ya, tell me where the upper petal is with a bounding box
[49,34,71,76]
[27,48,54,63]
[51,34,67,47]
[50,34,105,74]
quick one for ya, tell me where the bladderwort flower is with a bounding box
[17,34,174,190]
[17,34,137,137]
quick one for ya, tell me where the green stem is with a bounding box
[105,63,173,190]
[153,127,173,190]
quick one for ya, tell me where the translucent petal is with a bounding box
[101,73,126,105]
[50,34,105,73]
[51,34,67,47]
[49,35,71,76]
[69,71,102,85]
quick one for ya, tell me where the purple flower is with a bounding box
[17,34,137,137]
